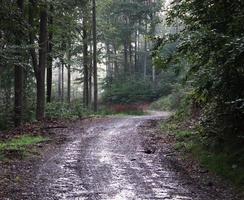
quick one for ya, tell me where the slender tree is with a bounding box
[92,0,98,112]
[67,47,71,104]
[14,0,24,126]
[36,3,48,120]
[88,40,93,107]
[83,8,89,108]
[46,4,53,103]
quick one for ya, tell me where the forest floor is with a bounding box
[0,112,241,200]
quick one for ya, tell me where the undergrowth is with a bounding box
[161,117,244,191]
[0,135,48,160]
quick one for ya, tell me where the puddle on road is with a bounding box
[38,139,88,200]
[37,115,203,200]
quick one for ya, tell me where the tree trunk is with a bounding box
[36,4,48,120]
[106,43,112,80]
[134,29,138,73]
[29,0,38,75]
[92,0,98,112]
[143,24,148,79]
[83,14,89,108]
[46,4,53,103]
[61,61,64,102]
[14,0,24,126]
[152,65,156,82]
[88,41,92,108]
[113,45,118,78]
[58,62,62,100]
[143,40,147,79]
[67,64,71,104]
[67,49,71,104]
[124,40,128,74]
[129,38,133,74]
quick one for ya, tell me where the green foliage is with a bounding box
[45,102,92,119]
[99,109,145,116]
[0,135,47,151]
[153,0,244,150]
[161,119,244,188]
[102,75,172,104]
[0,135,48,160]
[150,85,187,111]
[199,151,244,187]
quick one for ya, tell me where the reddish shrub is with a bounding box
[109,103,149,113]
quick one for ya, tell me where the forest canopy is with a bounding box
[1,0,243,148]
[0,0,244,191]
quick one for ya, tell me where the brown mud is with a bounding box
[0,113,240,200]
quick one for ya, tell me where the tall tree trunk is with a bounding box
[113,45,118,78]
[67,64,71,104]
[61,61,64,102]
[36,4,48,120]
[67,48,71,104]
[152,65,156,83]
[143,40,147,79]
[106,43,111,80]
[83,14,89,108]
[14,0,24,127]
[58,63,62,100]
[134,29,138,73]
[92,0,98,112]
[29,0,38,74]
[46,4,53,103]
[124,40,128,74]
[88,41,92,107]
[129,38,133,74]
[143,24,148,79]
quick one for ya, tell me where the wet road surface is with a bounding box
[36,113,218,200]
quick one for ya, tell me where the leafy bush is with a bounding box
[0,135,48,160]
[161,119,244,188]
[0,109,12,130]
[150,85,187,111]
[153,0,244,153]
[45,101,91,119]
[102,73,177,104]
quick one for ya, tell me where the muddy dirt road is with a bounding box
[1,112,238,200]
[30,112,230,200]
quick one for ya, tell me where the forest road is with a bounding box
[36,112,221,200]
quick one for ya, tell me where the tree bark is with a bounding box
[113,45,118,78]
[14,0,24,127]
[106,43,111,80]
[143,24,148,79]
[88,41,92,108]
[61,61,64,102]
[129,38,133,74]
[29,0,38,75]
[124,40,128,74]
[92,0,98,112]
[143,39,147,79]
[67,48,71,104]
[152,65,156,83]
[83,14,89,108]
[134,29,138,73]
[58,62,62,100]
[67,64,71,104]
[46,4,53,103]
[36,4,48,120]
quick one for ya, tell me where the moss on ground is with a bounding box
[161,119,244,190]
[0,135,48,160]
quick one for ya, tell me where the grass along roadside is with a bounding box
[161,118,244,193]
[0,135,48,160]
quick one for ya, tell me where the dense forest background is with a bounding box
[0,0,244,189]
[0,0,169,127]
